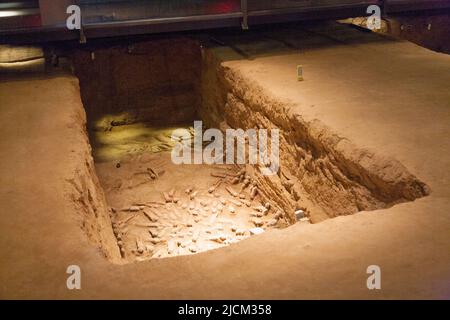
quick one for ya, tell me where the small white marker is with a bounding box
[297,65,304,81]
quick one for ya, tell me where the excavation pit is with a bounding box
[69,35,430,263]
[91,121,285,261]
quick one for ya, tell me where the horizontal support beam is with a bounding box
[1,1,449,44]
[385,0,450,13]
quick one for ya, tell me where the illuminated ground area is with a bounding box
[93,123,286,261]
[0,22,449,299]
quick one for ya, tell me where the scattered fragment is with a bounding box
[249,228,265,235]
[162,192,171,203]
[250,186,258,200]
[225,186,238,197]
[295,210,305,221]
[143,210,158,222]
[211,172,227,178]
[189,246,197,253]
[190,190,199,200]
[251,218,264,227]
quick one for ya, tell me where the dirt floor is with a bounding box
[0,23,449,299]
[93,125,285,261]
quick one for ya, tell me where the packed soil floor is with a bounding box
[0,22,449,299]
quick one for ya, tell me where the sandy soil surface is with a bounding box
[1,24,449,299]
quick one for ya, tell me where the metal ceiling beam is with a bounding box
[1,1,449,44]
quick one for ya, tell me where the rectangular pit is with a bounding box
[65,35,429,263]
